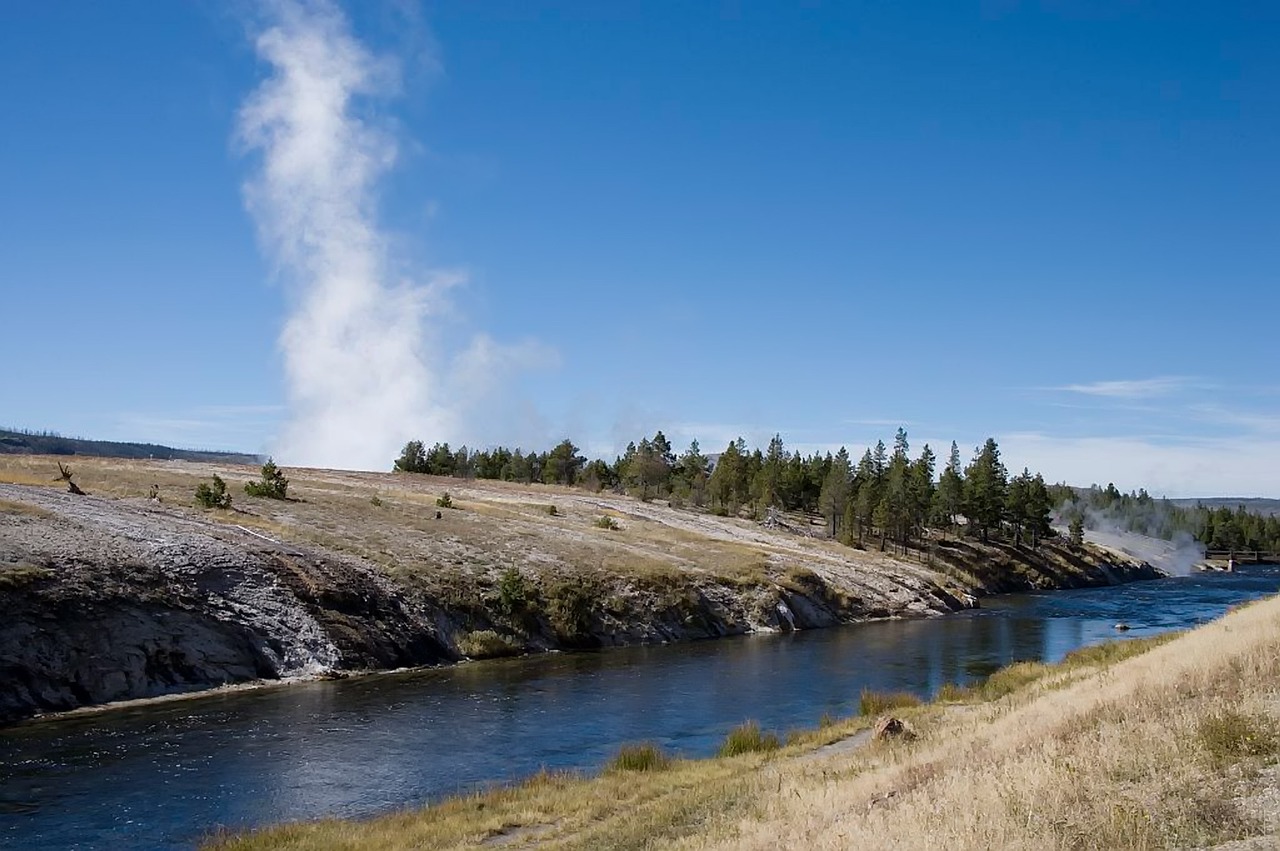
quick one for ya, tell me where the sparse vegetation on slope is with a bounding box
[0,453,1156,723]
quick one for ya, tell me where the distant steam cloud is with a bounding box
[237,0,549,469]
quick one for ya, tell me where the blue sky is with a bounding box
[1,1,1277,496]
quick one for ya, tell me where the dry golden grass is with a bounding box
[204,599,1280,851]
[706,598,1280,851]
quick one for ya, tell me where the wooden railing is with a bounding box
[1204,550,1280,564]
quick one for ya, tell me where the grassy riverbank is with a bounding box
[205,593,1280,850]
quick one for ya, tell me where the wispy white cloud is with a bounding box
[1187,405,1280,435]
[1054,376,1197,399]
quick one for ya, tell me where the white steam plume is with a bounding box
[237,0,458,470]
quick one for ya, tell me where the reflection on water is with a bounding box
[3,568,1278,850]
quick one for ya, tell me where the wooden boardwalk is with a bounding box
[1205,549,1280,564]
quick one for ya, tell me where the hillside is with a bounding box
[0,455,1157,724]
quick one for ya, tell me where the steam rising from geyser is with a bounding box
[237,0,456,470]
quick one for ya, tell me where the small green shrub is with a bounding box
[546,582,593,640]
[594,515,619,530]
[717,721,780,757]
[545,504,558,516]
[456,630,521,659]
[195,474,232,509]
[370,494,383,507]
[436,492,454,509]
[605,742,671,773]
[1198,709,1280,768]
[859,688,923,716]
[496,567,530,617]
[244,458,289,500]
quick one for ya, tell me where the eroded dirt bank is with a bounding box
[0,459,1159,724]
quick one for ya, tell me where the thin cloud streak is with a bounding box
[1054,376,1197,399]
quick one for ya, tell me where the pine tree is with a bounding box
[244,458,289,500]
[675,440,710,507]
[1027,473,1052,548]
[394,440,427,473]
[963,438,1008,543]
[754,434,787,511]
[935,441,964,538]
[854,449,878,545]
[1006,468,1032,547]
[781,452,807,510]
[707,440,744,515]
[910,444,936,544]
[818,447,852,538]
[1069,514,1085,549]
[543,439,586,485]
[884,435,912,551]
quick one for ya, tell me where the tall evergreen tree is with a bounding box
[543,439,586,485]
[818,447,852,538]
[394,440,427,473]
[675,440,710,506]
[963,438,1008,543]
[781,452,807,510]
[1006,467,1032,546]
[935,441,964,537]
[707,440,744,514]
[754,433,787,511]
[910,444,937,544]
[853,449,879,546]
[883,433,912,551]
[1026,473,1052,548]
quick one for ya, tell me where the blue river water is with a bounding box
[3,566,1279,850]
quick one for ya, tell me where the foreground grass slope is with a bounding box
[208,595,1280,850]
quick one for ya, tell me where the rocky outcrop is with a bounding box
[0,482,1158,725]
[0,485,456,724]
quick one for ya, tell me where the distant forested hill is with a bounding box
[1169,498,1280,517]
[0,428,259,464]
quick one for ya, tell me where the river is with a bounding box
[3,567,1279,850]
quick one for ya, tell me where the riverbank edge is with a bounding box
[4,553,1158,730]
[204,594,1280,851]
[0,472,1160,727]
